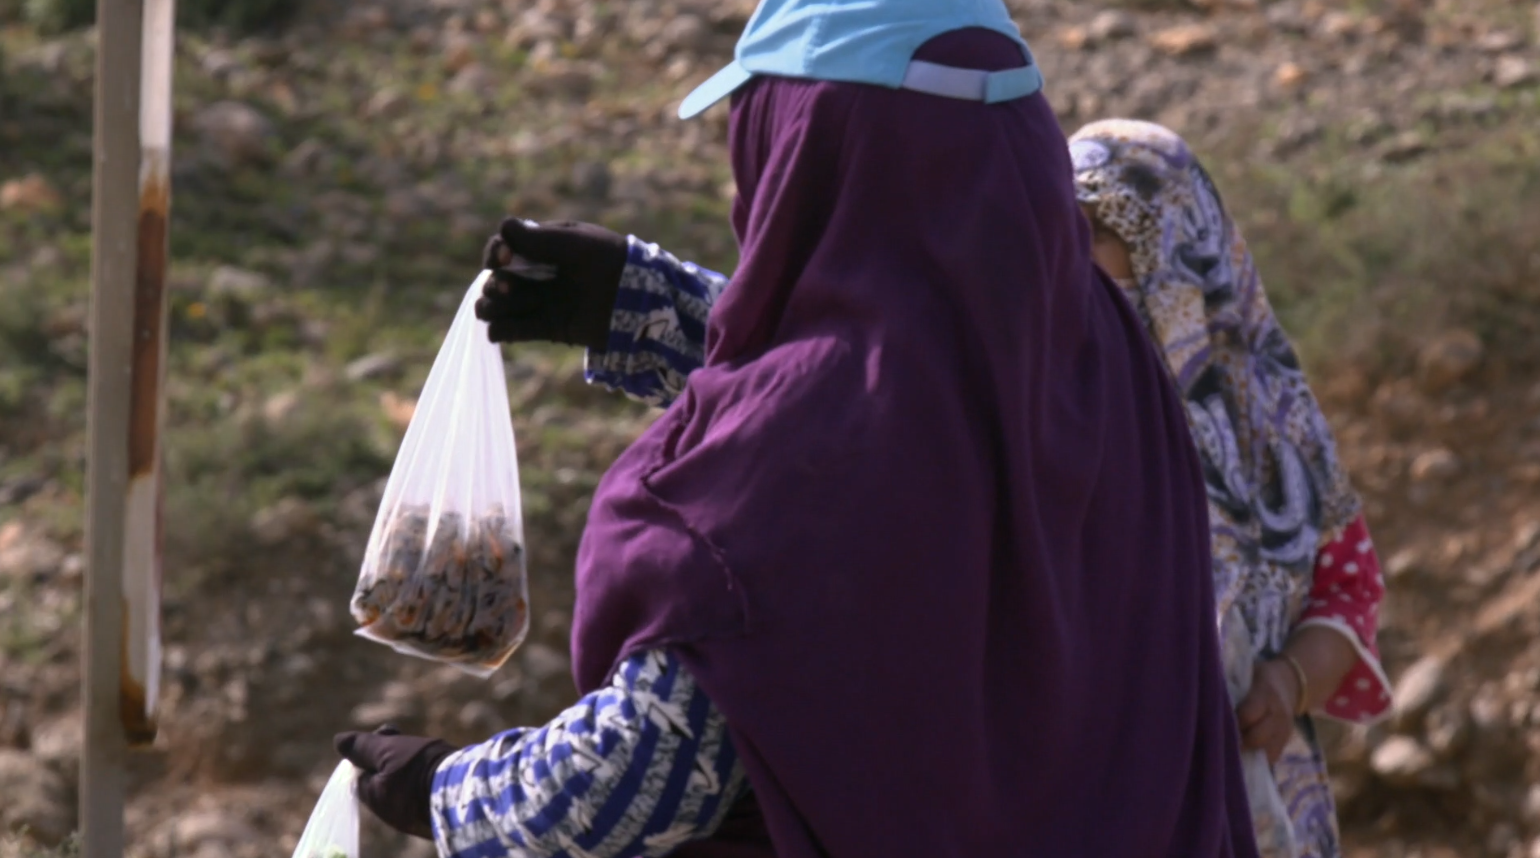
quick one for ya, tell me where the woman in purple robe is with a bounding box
[334,8,1259,857]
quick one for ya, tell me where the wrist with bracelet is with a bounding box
[1278,653,1309,717]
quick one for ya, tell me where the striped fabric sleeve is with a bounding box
[583,237,729,408]
[429,648,749,858]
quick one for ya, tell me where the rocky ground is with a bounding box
[1,0,1539,856]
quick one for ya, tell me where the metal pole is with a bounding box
[83,0,145,853]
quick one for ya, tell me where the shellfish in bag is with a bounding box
[351,271,530,677]
[290,761,360,858]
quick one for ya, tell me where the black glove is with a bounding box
[477,218,628,350]
[334,725,459,840]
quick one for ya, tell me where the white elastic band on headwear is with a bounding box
[900,60,1042,104]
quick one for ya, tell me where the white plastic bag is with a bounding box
[350,271,530,677]
[290,761,360,858]
[1220,609,1299,858]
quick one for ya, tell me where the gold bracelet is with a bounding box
[1281,654,1309,717]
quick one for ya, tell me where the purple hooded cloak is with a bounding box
[572,29,1258,858]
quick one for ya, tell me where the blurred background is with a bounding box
[1,0,1538,855]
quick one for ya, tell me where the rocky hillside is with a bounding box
[1,0,1539,856]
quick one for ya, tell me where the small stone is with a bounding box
[1379,130,1429,163]
[1495,55,1537,89]
[1386,547,1423,580]
[1057,26,1090,51]
[262,390,299,425]
[365,86,411,119]
[474,10,502,33]
[1409,448,1461,483]
[1516,521,1540,552]
[1370,735,1434,785]
[191,101,275,168]
[1088,10,1137,42]
[0,174,64,214]
[509,7,564,45]
[0,749,72,844]
[1149,23,1219,57]
[0,521,65,581]
[659,14,709,52]
[1471,685,1505,731]
[1274,61,1308,91]
[443,32,478,74]
[345,352,400,382]
[1318,11,1358,39]
[664,56,695,82]
[1393,654,1446,722]
[448,63,494,97]
[1423,703,1469,756]
[1477,31,1522,53]
[1416,328,1484,393]
[207,265,271,298]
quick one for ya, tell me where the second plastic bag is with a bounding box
[290,761,360,858]
[350,271,530,678]
[1220,609,1299,858]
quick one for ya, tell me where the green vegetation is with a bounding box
[1221,125,1540,374]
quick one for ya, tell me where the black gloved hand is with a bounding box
[334,725,459,840]
[477,217,628,350]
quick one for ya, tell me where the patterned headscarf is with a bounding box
[1068,119,1361,656]
[1071,120,1362,858]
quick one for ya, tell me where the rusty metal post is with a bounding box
[83,0,146,852]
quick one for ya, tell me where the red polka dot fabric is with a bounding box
[1297,515,1392,723]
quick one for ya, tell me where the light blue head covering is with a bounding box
[678,0,1042,119]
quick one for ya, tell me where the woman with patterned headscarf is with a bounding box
[1069,119,1392,858]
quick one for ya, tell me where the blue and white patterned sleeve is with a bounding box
[430,648,749,858]
[583,237,730,408]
